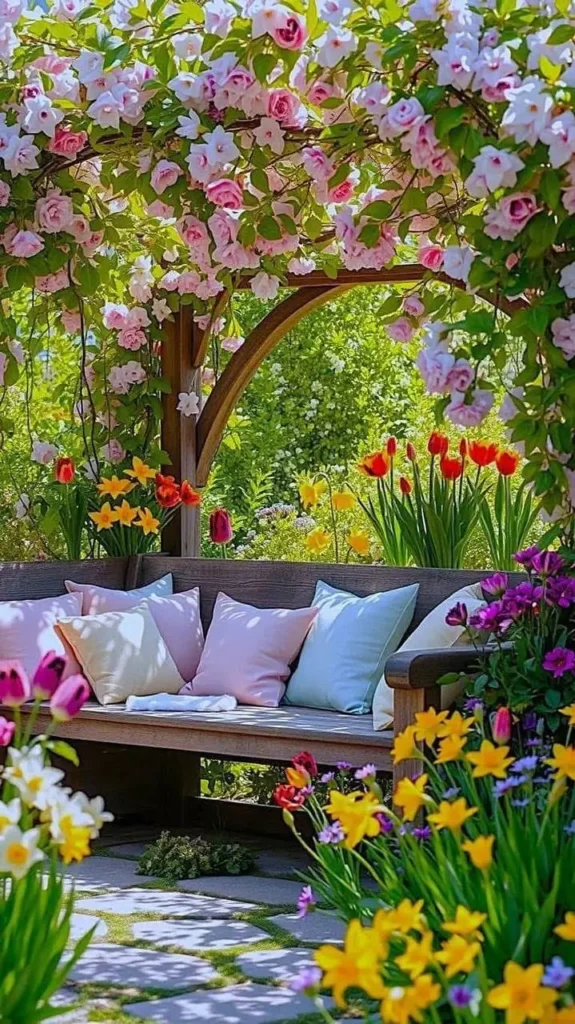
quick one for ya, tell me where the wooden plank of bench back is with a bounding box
[0,557,130,601]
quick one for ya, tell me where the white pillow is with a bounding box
[372,583,485,731]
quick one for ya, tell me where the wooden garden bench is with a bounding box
[2,556,497,824]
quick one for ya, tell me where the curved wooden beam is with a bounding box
[196,283,351,485]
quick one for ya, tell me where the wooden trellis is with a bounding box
[161,264,521,556]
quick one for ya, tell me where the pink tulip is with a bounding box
[209,508,233,545]
[0,661,30,707]
[50,675,90,722]
[0,716,15,747]
[492,706,512,745]
[32,651,67,700]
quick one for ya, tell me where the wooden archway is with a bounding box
[161,263,521,555]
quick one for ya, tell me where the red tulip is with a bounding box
[209,508,233,544]
[406,443,416,462]
[0,661,30,707]
[180,481,202,507]
[459,438,468,458]
[155,473,181,508]
[399,476,412,495]
[32,651,67,700]
[440,456,464,481]
[55,457,75,484]
[469,440,498,467]
[50,675,91,722]
[273,784,306,811]
[428,432,449,457]
[492,706,512,745]
[292,751,318,778]
[386,436,397,457]
[358,451,389,478]
[496,450,519,476]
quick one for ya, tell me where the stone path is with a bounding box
[52,833,344,1024]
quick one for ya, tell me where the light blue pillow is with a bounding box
[284,580,419,714]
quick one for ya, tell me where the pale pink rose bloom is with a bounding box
[483,192,538,241]
[208,209,239,247]
[302,145,334,181]
[126,307,150,328]
[551,315,575,359]
[387,318,414,343]
[33,54,71,74]
[267,89,302,126]
[505,252,519,270]
[419,243,444,271]
[221,335,245,352]
[150,159,181,195]
[446,358,474,392]
[35,192,74,234]
[250,271,280,300]
[0,181,10,207]
[178,215,210,249]
[117,326,147,351]
[32,440,58,464]
[446,388,495,427]
[61,309,81,333]
[177,271,201,294]
[160,270,180,291]
[403,294,424,317]
[416,343,455,393]
[329,176,356,203]
[147,200,174,219]
[83,230,104,254]
[195,274,225,299]
[47,124,87,156]
[101,439,125,464]
[271,12,307,50]
[562,187,575,214]
[68,215,91,243]
[202,367,216,386]
[206,178,244,210]
[195,314,211,331]
[102,303,130,330]
[307,80,341,106]
[382,97,425,137]
[288,256,316,275]
[481,74,520,103]
[10,230,44,258]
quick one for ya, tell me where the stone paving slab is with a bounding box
[124,982,327,1022]
[70,943,217,990]
[237,948,316,983]
[70,913,108,942]
[176,875,303,906]
[133,919,269,951]
[270,912,345,944]
[255,851,310,878]
[107,842,147,859]
[66,857,157,890]
[76,888,256,919]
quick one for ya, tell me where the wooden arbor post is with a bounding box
[161,264,521,556]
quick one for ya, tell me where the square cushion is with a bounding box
[138,589,204,684]
[372,582,486,730]
[55,604,184,705]
[189,592,317,707]
[65,573,173,615]
[285,580,419,714]
[0,591,83,679]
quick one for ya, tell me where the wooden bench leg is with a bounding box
[392,685,440,788]
[159,750,202,827]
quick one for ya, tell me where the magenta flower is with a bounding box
[0,715,15,747]
[49,675,91,721]
[445,601,468,627]
[481,572,508,598]
[32,651,67,700]
[0,661,30,708]
[542,647,575,678]
[296,885,316,919]
[514,545,541,571]
[532,550,565,577]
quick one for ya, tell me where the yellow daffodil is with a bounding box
[560,703,575,726]
[114,500,139,527]
[380,974,440,1023]
[546,745,575,781]
[58,816,91,865]
[414,708,448,745]
[285,766,310,789]
[332,490,355,511]
[0,825,44,879]
[315,919,387,1006]
[305,527,331,555]
[135,507,160,536]
[488,963,558,1023]
[125,456,156,486]
[437,935,481,979]
[410,973,441,1011]
[392,725,418,765]
[96,475,135,499]
[428,798,477,832]
[396,932,435,979]
[435,734,467,764]
[466,739,513,779]
[462,834,495,870]
[443,906,486,939]
[394,774,429,822]
[326,790,384,849]
[89,502,119,531]
[438,711,474,738]
[347,529,370,556]
[555,912,575,941]
[299,479,327,508]
[375,899,426,938]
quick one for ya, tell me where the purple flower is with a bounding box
[463,697,483,712]
[445,601,468,627]
[511,755,538,773]
[318,822,344,844]
[289,966,322,994]
[543,957,574,988]
[336,761,351,772]
[542,647,575,679]
[355,763,377,780]
[320,772,335,784]
[412,826,432,841]
[376,813,394,835]
[531,550,565,577]
[564,820,575,836]
[442,786,461,800]
[296,885,316,919]
[481,572,509,598]
[522,711,538,732]
[494,777,523,797]
[511,797,531,808]
[449,985,478,1009]
[514,545,541,571]
[469,602,505,633]
[546,576,575,608]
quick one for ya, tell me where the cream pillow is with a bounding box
[55,604,184,706]
[372,583,485,731]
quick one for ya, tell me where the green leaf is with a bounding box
[74,262,100,295]
[253,53,277,84]
[358,223,380,248]
[45,739,80,766]
[540,168,561,210]
[434,105,465,140]
[278,212,298,235]
[327,163,351,189]
[258,215,282,241]
[547,23,574,43]
[362,200,392,220]
[251,167,269,194]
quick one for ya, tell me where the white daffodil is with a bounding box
[0,826,44,879]
[70,793,114,838]
[6,748,64,811]
[0,797,21,834]
[45,790,93,843]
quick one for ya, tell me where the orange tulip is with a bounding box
[155,473,181,508]
[180,481,202,506]
[55,457,75,484]
[440,456,464,481]
[469,441,498,467]
[428,432,449,457]
[358,451,389,478]
[496,450,519,476]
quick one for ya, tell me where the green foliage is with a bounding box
[137,831,255,883]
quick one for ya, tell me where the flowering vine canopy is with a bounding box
[1,0,575,526]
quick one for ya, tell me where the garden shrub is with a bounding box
[137,831,255,883]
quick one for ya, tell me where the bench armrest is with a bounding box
[385,646,487,691]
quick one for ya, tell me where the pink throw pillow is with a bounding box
[189,592,318,707]
[0,592,83,679]
[138,590,204,684]
[65,573,172,615]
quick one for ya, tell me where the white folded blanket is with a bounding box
[125,693,238,713]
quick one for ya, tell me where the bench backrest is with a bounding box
[0,557,131,602]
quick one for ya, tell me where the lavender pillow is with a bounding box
[65,573,172,615]
[0,591,83,679]
[189,593,317,707]
[138,589,204,684]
